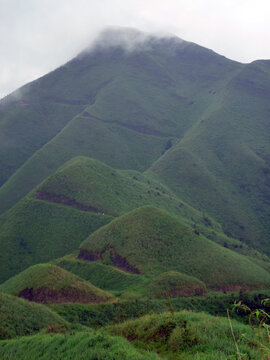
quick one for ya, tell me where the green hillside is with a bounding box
[35,155,219,226]
[147,60,270,252]
[53,255,149,298]
[0,263,114,304]
[107,311,263,359]
[0,197,112,283]
[0,30,242,215]
[1,154,252,285]
[147,271,206,298]
[0,292,67,339]
[0,330,159,360]
[79,206,270,289]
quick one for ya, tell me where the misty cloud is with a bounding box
[1,0,270,98]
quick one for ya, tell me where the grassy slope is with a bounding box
[0,330,159,360]
[107,311,263,360]
[147,271,206,298]
[36,155,266,260]
[0,292,67,339]
[35,155,216,224]
[53,255,206,299]
[53,255,149,298]
[0,31,269,255]
[80,206,270,288]
[0,35,241,217]
[0,102,84,188]
[0,197,112,283]
[147,60,270,252]
[0,264,114,303]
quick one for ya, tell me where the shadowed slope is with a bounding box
[147,60,270,252]
[0,292,67,339]
[0,197,112,283]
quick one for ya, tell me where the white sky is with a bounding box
[1,0,270,99]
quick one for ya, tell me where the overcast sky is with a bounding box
[1,0,270,99]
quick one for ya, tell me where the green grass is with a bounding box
[0,292,67,340]
[50,290,270,329]
[0,263,114,304]
[52,254,149,298]
[0,197,112,283]
[147,60,270,252]
[0,330,159,360]
[107,311,263,359]
[147,271,206,298]
[50,299,166,328]
[0,102,84,189]
[80,206,270,288]
[35,155,211,221]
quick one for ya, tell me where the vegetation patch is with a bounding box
[36,191,102,213]
[78,246,140,274]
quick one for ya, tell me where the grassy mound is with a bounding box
[107,311,263,359]
[147,271,206,298]
[0,197,112,283]
[0,330,159,360]
[0,264,114,304]
[53,255,149,298]
[79,206,270,289]
[0,292,67,339]
[34,156,220,229]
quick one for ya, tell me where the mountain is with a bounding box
[0,28,269,255]
[0,26,270,360]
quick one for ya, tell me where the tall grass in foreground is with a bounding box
[0,330,159,360]
[107,311,264,359]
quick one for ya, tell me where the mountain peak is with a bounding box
[84,26,185,54]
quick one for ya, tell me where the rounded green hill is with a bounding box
[79,206,270,289]
[148,271,206,298]
[0,263,114,304]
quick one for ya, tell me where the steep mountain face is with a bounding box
[0,27,269,257]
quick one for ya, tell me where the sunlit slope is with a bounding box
[0,197,112,283]
[0,30,242,214]
[79,206,270,289]
[147,60,270,252]
[0,263,114,304]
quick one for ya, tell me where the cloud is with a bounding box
[1,0,270,98]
